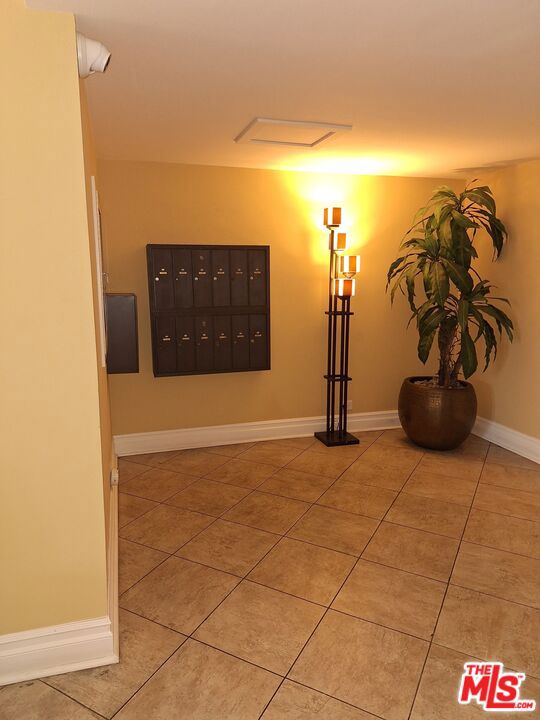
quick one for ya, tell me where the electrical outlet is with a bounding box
[347,400,353,411]
[110,468,119,487]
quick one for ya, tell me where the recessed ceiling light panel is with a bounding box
[234,117,352,148]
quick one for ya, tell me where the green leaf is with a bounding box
[460,329,478,378]
[387,255,407,285]
[441,258,473,293]
[451,210,478,229]
[418,330,436,363]
[430,262,449,305]
[457,299,469,331]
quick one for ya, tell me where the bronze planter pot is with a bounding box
[398,376,477,451]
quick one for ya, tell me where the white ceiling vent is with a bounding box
[234,117,352,148]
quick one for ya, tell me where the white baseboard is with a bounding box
[474,417,540,465]
[114,410,401,457]
[0,615,117,686]
[0,472,120,687]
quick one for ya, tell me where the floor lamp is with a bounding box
[315,207,360,447]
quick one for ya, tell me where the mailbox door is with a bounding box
[213,315,232,371]
[211,249,231,307]
[176,316,196,373]
[249,314,268,369]
[150,248,174,310]
[155,315,176,374]
[195,316,214,371]
[173,248,193,308]
[248,249,267,306]
[231,315,250,370]
[230,250,249,306]
[192,250,212,307]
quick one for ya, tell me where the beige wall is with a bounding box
[0,1,108,633]
[472,160,540,439]
[98,160,462,435]
[80,83,114,540]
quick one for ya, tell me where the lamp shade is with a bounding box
[332,232,347,251]
[323,207,342,228]
[339,255,361,277]
[332,278,356,297]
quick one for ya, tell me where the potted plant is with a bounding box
[387,182,513,450]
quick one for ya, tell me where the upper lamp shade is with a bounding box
[323,207,342,228]
[339,255,361,278]
[332,278,356,297]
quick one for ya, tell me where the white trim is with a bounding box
[0,616,116,686]
[474,417,540,464]
[91,176,107,368]
[114,410,400,456]
[107,479,119,658]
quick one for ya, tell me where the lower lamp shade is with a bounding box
[332,278,356,297]
[332,232,347,251]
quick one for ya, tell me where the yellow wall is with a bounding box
[0,1,108,633]
[79,83,114,540]
[472,160,540,439]
[98,160,463,435]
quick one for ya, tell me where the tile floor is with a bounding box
[2,430,540,719]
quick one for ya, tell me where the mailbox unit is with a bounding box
[147,244,270,376]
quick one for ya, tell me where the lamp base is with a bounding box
[314,430,360,447]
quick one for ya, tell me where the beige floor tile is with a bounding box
[376,428,420,449]
[161,449,229,476]
[205,458,277,489]
[416,455,484,482]
[165,478,250,516]
[119,504,214,553]
[464,509,540,559]
[177,519,279,576]
[386,493,469,539]
[119,539,168,595]
[121,556,239,634]
[248,537,356,605]
[451,542,540,609]
[362,522,459,581]
[288,505,378,556]
[352,430,384,445]
[121,467,196,502]
[205,442,256,457]
[361,442,423,471]
[308,442,366,460]
[264,436,318,450]
[486,445,540,471]
[332,560,446,640]
[0,681,101,719]
[118,458,150,484]
[404,469,477,506]
[223,491,310,534]
[424,434,489,462]
[289,610,428,720]
[411,643,540,719]
[262,680,376,719]
[474,484,540,522]
[239,441,304,467]
[115,639,281,720]
[318,479,397,519]
[45,610,184,718]
[480,462,540,494]
[122,450,182,467]
[119,493,158,529]
[287,449,357,479]
[194,581,324,675]
[434,585,540,677]
[341,459,412,491]
[258,467,334,502]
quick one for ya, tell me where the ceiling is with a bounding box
[28,0,540,177]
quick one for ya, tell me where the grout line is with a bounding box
[404,440,490,719]
[39,680,110,719]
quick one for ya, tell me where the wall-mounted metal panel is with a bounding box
[147,244,270,376]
